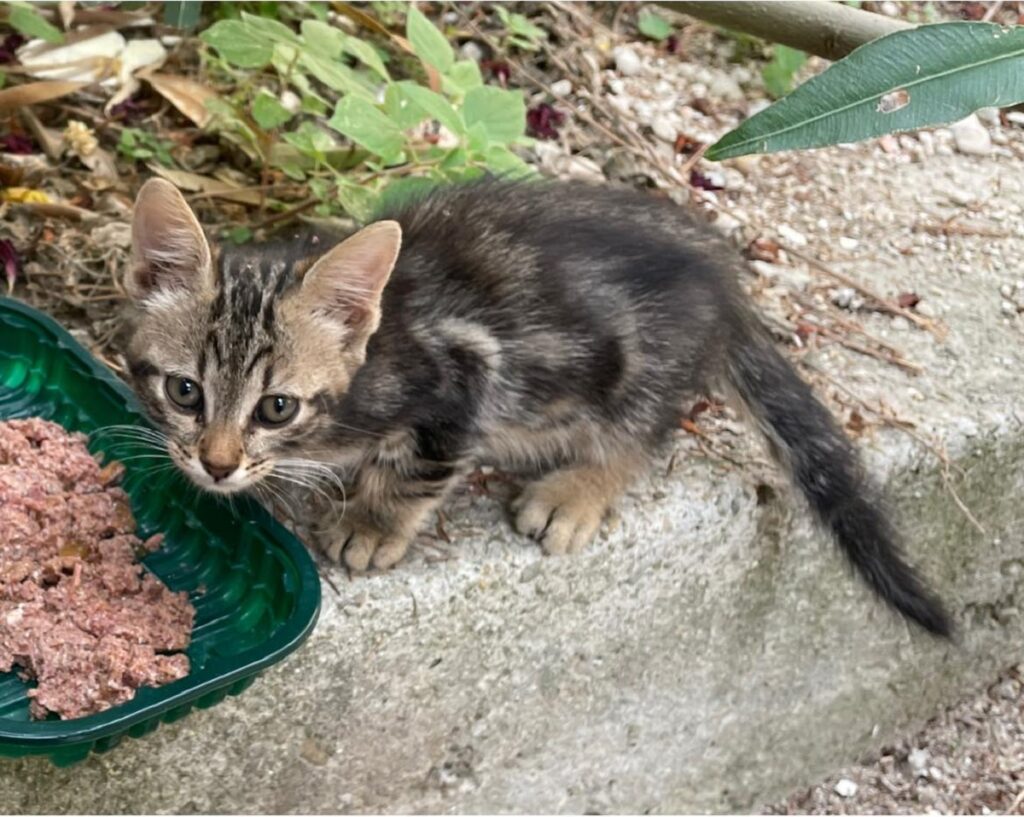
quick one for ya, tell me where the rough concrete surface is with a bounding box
[5,117,1024,817]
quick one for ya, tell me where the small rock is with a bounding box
[976,106,1001,126]
[838,236,859,250]
[831,287,860,310]
[1001,299,1019,317]
[908,748,930,776]
[711,212,741,237]
[915,300,938,318]
[834,778,858,798]
[777,224,807,247]
[729,155,760,176]
[891,316,910,331]
[651,117,677,143]
[952,114,992,156]
[1000,283,1015,299]
[613,46,643,77]
[747,99,771,117]
[549,79,572,97]
[708,73,744,102]
[948,189,975,206]
[458,41,484,62]
[280,90,301,114]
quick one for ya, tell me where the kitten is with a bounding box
[119,177,951,637]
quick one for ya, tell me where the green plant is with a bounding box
[708,21,1024,161]
[4,2,63,43]
[117,128,176,166]
[761,44,807,99]
[199,7,534,221]
[495,6,548,51]
[637,8,673,42]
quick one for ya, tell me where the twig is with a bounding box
[803,361,985,536]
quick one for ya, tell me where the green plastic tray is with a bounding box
[0,296,321,766]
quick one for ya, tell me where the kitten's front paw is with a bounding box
[512,477,605,556]
[322,520,411,572]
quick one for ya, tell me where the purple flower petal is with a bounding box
[0,34,26,65]
[526,103,566,140]
[0,240,19,294]
[0,133,35,154]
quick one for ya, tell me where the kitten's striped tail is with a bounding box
[726,315,952,638]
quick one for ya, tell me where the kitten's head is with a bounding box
[121,178,401,494]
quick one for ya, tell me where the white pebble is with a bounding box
[708,73,744,102]
[952,114,992,156]
[280,90,301,114]
[1001,300,1019,317]
[908,748,930,776]
[777,224,808,247]
[651,117,677,143]
[549,79,572,97]
[948,189,975,206]
[839,236,859,250]
[976,106,1000,126]
[834,778,858,798]
[613,46,643,77]
[459,41,484,62]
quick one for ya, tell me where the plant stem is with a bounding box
[656,1,913,60]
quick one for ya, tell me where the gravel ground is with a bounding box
[769,667,1024,814]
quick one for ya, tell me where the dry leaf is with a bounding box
[147,166,263,206]
[19,108,64,160]
[144,73,216,127]
[13,200,98,221]
[58,0,76,30]
[0,80,88,111]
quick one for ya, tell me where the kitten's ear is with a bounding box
[127,178,214,302]
[300,221,402,331]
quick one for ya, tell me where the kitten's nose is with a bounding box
[201,459,238,481]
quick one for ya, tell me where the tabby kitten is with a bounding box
[120,177,951,637]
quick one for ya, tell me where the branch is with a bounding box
[655,1,914,61]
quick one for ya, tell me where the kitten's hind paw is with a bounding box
[512,477,606,556]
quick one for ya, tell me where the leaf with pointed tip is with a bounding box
[707,22,1024,161]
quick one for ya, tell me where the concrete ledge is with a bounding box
[4,156,1024,813]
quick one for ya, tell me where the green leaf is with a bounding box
[341,35,390,81]
[9,3,64,43]
[377,176,438,212]
[300,19,347,59]
[299,51,376,99]
[406,6,454,73]
[282,121,335,156]
[163,1,202,31]
[397,82,465,136]
[252,91,294,130]
[462,86,526,145]
[466,122,489,153]
[481,144,534,178]
[762,45,807,100]
[384,83,429,130]
[336,180,379,222]
[442,59,484,98]
[495,7,546,51]
[328,97,406,163]
[201,21,274,67]
[239,11,300,45]
[707,21,1024,161]
[225,226,253,244]
[637,9,673,42]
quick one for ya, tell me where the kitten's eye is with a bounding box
[255,395,298,427]
[165,376,203,411]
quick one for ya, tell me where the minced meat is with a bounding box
[0,417,194,720]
